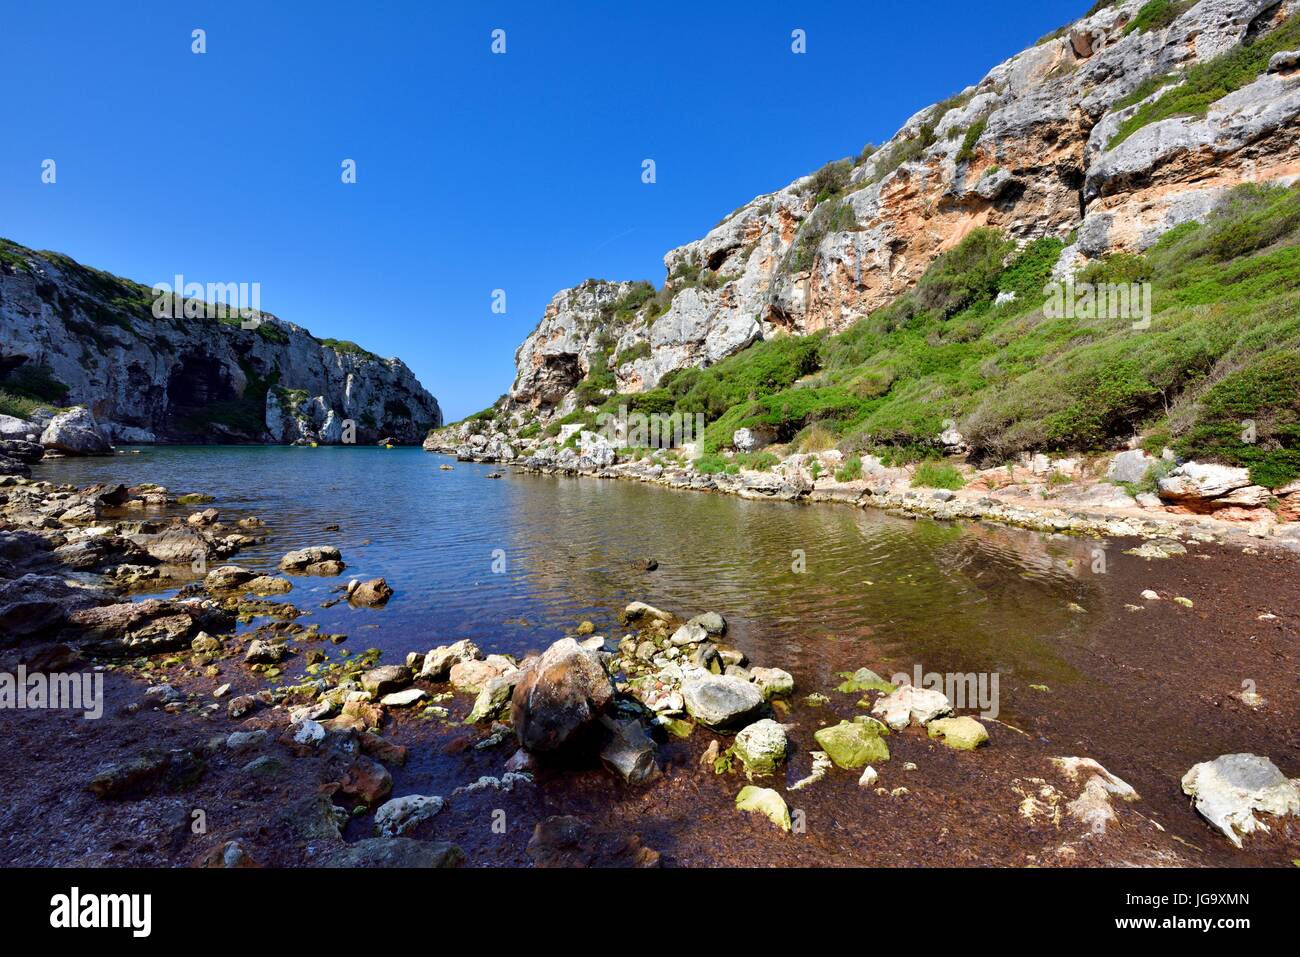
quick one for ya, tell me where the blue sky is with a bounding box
[1,0,1087,421]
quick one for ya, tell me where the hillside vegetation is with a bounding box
[526,182,1300,489]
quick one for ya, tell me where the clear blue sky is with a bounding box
[1,0,1087,421]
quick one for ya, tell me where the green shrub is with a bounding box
[600,282,657,325]
[1174,351,1300,488]
[1110,14,1300,149]
[319,337,379,359]
[734,450,779,471]
[865,123,938,186]
[955,117,988,164]
[0,391,45,419]
[1123,0,1194,37]
[614,341,652,366]
[911,460,965,490]
[566,183,1300,475]
[803,158,854,207]
[835,455,863,482]
[0,363,70,404]
[694,452,736,475]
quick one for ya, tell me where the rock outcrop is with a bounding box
[0,241,441,444]
[433,0,1300,446]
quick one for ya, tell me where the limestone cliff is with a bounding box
[0,240,441,445]
[499,0,1299,424]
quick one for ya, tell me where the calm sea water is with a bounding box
[35,446,1098,717]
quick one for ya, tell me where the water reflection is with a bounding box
[37,447,1097,717]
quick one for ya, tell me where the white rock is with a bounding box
[871,685,952,730]
[1181,753,1300,848]
[373,794,444,837]
[380,688,427,707]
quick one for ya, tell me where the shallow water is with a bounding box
[35,445,1105,722]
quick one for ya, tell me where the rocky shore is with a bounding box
[426,425,1300,556]
[3,461,1299,868]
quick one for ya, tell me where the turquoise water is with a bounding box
[35,446,1096,714]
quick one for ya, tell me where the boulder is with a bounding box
[449,657,511,693]
[204,565,257,591]
[0,414,40,441]
[465,672,517,723]
[750,666,794,699]
[337,755,393,805]
[0,439,43,463]
[927,716,989,751]
[278,545,344,574]
[1106,449,1155,485]
[669,621,708,646]
[420,639,481,680]
[686,611,727,636]
[871,685,952,729]
[735,786,791,832]
[360,664,411,696]
[348,577,393,607]
[40,407,112,456]
[734,719,788,777]
[1157,462,1251,502]
[1181,753,1300,848]
[380,688,426,708]
[511,637,615,753]
[373,794,444,837]
[733,426,776,452]
[813,718,890,769]
[0,454,30,477]
[243,639,287,664]
[0,573,104,643]
[680,673,765,729]
[621,601,674,625]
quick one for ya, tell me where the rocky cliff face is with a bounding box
[501,0,1300,422]
[0,241,441,445]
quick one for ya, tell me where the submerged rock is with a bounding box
[1181,753,1300,848]
[813,718,890,769]
[790,750,833,791]
[927,716,989,751]
[323,837,463,868]
[1052,756,1139,835]
[749,666,794,699]
[735,786,791,832]
[526,815,661,868]
[836,667,895,694]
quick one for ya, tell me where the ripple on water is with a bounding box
[37,446,1096,715]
